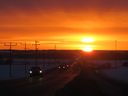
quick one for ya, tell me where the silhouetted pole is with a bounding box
[115,40,117,66]
[33,41,40,66]
[115,40,117,51]
[24,42,27,76]
[20,42,27,76]
[4,42,17,78]
[21,42,27,76]
[54,44,57,50]
[54,43,57,65]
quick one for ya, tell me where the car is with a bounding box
[29,66,43,77]
[58,64,70,70]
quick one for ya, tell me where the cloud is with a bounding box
[0,0,128,12]
[0,0,128,41]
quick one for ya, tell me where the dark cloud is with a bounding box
[0,26,128,34]
[0,0,128,12]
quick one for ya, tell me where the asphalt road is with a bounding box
[0,68,79,96]
[56,64,128,96]
[0,64,128,96]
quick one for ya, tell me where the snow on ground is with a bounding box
[1,59,128,81]
[101,66,128,83]
[0,64,57,80]
[0,59,72,80]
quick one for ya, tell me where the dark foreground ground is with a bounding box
[56,69,104,96]
[0,64,128,96]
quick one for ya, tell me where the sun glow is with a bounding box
[81,37,94,43]
[82,45,93,52]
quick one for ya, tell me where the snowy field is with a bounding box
[90,60,128,84]
[101,66,128,83]
[0,59,72,80]
[1,59,128,81]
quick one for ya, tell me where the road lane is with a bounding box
[55,64,128,96]
[0,68,79,96]
[56,69,105,96]
[1,63,128,96]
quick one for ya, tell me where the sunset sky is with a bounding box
[0,0,128,50]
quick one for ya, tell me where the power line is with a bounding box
[32,41,40,66]
[4,42,17,78]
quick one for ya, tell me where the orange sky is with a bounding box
[0,0,128,50]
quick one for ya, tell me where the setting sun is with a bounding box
[81,37,94,43]
[82,45,93,52]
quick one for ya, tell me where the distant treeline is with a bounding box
[0,50,80,59]
[0,50,128,60]
[82,50,128,60]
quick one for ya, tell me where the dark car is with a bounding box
[58,64,70,70]
[29,66,43,77]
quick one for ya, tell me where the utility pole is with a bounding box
[24,42,27,76]
[20,41,27,76]
[115,40,117,51]
[115,40,117,66]
[33,41,40,66]
[54,43,57,65]
[4,42,17,78]
[20,42,27,76]
[54,43,57,50]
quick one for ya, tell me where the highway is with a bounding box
[0,64,128,96]
[0,68,79,96]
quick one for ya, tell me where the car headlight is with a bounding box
[39,70,42,73]
[29,70,32,74]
